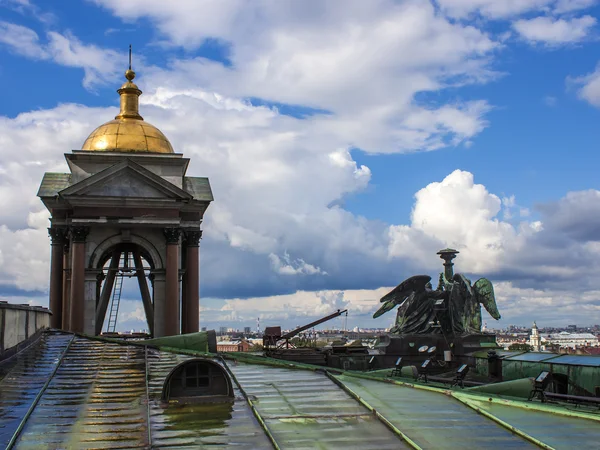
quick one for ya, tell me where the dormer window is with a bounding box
[162,359,233,403]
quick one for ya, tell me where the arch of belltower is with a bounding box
[37,63,213,338]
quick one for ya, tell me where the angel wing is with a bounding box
[373,275,431,318]
[452,273,473,296]
[473,278,501,320]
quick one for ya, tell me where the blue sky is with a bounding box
[2,0,600,332]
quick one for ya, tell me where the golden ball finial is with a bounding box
[125,69,136,81]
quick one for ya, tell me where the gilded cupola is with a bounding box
[81,47,174,154]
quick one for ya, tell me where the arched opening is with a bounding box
[162,359,234,403]
[94,242,155,337]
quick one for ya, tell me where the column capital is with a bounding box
[163,227,181,244]
[48,227,67,245]
[185,230,202,247]
[70,226,90,243]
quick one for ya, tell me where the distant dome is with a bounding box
[81,67,174,154]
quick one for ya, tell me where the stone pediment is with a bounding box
[59,159,192,201]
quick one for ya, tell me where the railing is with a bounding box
[0,302,51,361]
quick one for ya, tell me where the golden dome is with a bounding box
[82,119,174,153]
[81,59,174,154]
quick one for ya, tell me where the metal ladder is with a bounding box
[106,273,124,333]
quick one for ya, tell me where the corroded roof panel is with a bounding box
[456,394,600,449]
[334,374,535,449]
[3,332,600,450]
[229,363,408,449]
[3,334,268,450]
[0,333,73,449]
[183,177,214,202]
[36,173,71,197]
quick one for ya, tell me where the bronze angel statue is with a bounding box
[373,249,501,335]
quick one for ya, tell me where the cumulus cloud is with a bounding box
[553,0,597,14]
[214,287,389,329]
[569,63,600,107]
[388,170,542,273]
[94,0,499,154]
[269,252,327,276]
[512,15,596,45]
[0,20,121,88]
[3,1,600,330]
[436,0,595,19]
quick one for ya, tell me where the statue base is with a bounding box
[371,332,500,371]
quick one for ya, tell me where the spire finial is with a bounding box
[125,44,135,82]
[116,44,142,120]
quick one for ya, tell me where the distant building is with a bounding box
[217,340,251,352]
[244,327,251,334]
[529,322,541,352]
[219,326,227,335]
[543,332,599,349]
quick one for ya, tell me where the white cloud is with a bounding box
[512,15,596,45]
[0,21,121,88]
[493,282,600,326]
[95,0,499,154]
[0,21,47,59]
[3,1,600,330]
[216,287,389,325]
[569,63,600,107]
[388,170,542,273]
[436,0,596,19]
[269,252,327,276]
[553,0,597,14]
[436,0,554,19]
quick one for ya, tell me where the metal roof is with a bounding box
[505,353,560,362]
[36,173,213,202]
[544,354,600,367]
[36,173,71,197]
[228,363,408,449]
[1,331,599,449]
[455,394,600,449]
[183,177,214,202]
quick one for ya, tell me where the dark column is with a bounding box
[69,226,89,333]
[62,241,70,330]
[181,243,187,333]
[95,248,120,335]
[48,227,66,329]
[184,230,202,334]
[133,248,154,336]
[163,228,181,336]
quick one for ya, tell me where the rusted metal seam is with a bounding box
[6,334,75,450]
[262,413,372,420]
[219,358,280,450]
[342,370,448,394]
[144,345,153,449]
[456,391,600,423]
[325,372,423,450]
[450,393,555,450]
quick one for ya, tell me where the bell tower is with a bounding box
[38,51,213,337]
